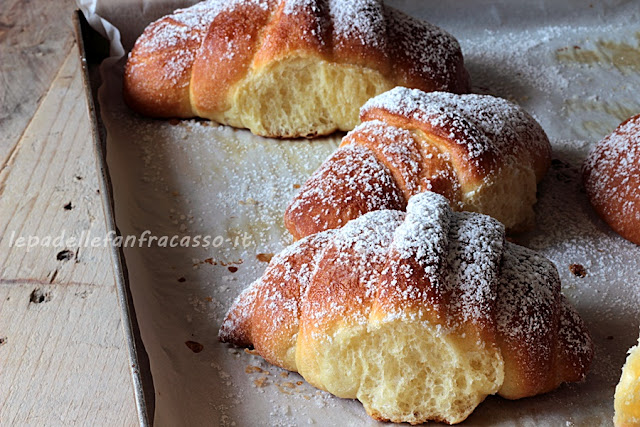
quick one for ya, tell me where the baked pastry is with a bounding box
[284,87,551,239]
[583,114,640,245]
[615,331,640,426]
[220,191,593,424]
[123,0,470,138]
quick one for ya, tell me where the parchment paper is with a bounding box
[82,0,640,425]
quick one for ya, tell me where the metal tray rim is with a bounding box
[73,10,153,426]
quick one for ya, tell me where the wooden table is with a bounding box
[0,1,139,424]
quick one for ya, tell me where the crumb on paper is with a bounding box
[280,372,289,378]
[239,197,258,205]
[245,365,264,374]
[185,340,204,353]
[194,258,243,268]
[569,263,587,278]
[257,253,274,263]
[277,385,292,395]
[253,376,268,388]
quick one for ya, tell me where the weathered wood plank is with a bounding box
[0,48,138,424]
[0,50,114,287]
[0,283,137,426]
[0,0,77,169]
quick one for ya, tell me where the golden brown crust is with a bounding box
[192,4,273,114]
[221,192,593,423]
[359,88,551,187]
[583,114,640,245]
[123,16,201,118]
[283,144,405,240]
[253,0,331,67]
[339,122,461,204]
[219,231,334,370]
[383,7,469,94]
[285,88,551,239]
[123,0,470,137]
[494,243,593,399]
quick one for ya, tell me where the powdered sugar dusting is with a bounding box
[348,120,422,195]
[282,0,458,64]
[385,7,462,85]
[396,191,451,263]
[128,18,199,85]
[224,191,590,377]
[219,280,259,341]
[304,209,404,328]
[446,211,503,325]
[130,0,464,95]
[559,296,594,368]
[368,193,451,321]
[497,241,593,375]
[220,229,337,345]
[378,193,504,327]
[362,87,549,169]
[327,0,385,49]
[497,243,557,345]
[583,114,640,225]
[130,0,272,84]
[102,2,640,423]
[282,0,317,15]
[333,210,403,271]
[286,144,404,230]
[281,0,325,43]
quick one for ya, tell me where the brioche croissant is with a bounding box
[615,330,640,426]
[583,114,640,245]
[220,191,593,425]
[284,87,552,240]
[123,0,470,138]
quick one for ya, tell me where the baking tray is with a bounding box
[73,11,153,425]
[76,1,640,425]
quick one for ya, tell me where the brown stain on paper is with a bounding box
[556,33,640,74]
[257,253,274,263]
[557,34,640,138]
[564,98,640,139]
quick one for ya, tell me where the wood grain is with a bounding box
[0,284,136,425]
[0,47,138,424]
[0,0,76,170]
[0,49,111,285]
